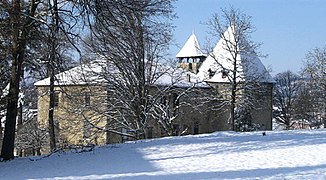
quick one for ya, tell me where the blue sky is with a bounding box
[170,0,326,75]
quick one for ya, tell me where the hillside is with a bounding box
[1,130,326,180]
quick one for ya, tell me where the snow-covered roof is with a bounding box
[34,60,106,86]
[35,27,273,88]
[152,64,208,88]
[176,33,206,58]
[197,26,274,83]
[34,60,208,88]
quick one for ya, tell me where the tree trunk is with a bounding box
[1,0,23,160]
[0,115,3,147]
[17,102,23,157]
[231,55,238,131]
[48,73,56,151]
[47,0,60,152]
[230,94,236,131]
[1,56,22,160]
[1,0,38,160]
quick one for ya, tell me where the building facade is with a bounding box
[34,26,273,152]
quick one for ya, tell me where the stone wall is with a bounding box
[36,82,273,153]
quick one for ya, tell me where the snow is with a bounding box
[197,26,274,83]
[34,61,105,86]
[151,64,209,88]
[176,33,205,58]
[34,60,207,88]
[2,129,326,179]
[1,83,9,98]
[34,26,273,88]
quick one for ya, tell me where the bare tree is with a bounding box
[0,0,83,159]
[151,87,189,136]
[80,0,176,139]
[28,0,83,152]
[204,7,272,131]
[0,53,10,147]
[15,102,47,156]
[302,46,326,126]
[0,0,40,161]
[273,71,301,129]
[292,81,319,129]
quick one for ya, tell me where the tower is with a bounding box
[176,33,206,74]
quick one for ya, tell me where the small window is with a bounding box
[222,70,228,79]
[208,68,215,78]
[189,63,192,70]
[85,92,90,106]
[53,92,59,107]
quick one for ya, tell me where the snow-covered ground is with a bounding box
[2,129,326,180]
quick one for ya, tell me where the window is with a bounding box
[84,92,90,106]
[222,70,228,79]
[53,92,59,107]
[208,68,215,78]
[189,63,192,71]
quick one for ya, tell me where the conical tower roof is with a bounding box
[197,26,274,83]
[176,33,205,58]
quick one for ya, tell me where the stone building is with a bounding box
[34,61,216,152]
[34,26,273,152]
[178,26,274,131]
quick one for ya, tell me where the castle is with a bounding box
[34,26,273,152]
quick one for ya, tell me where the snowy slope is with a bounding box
[2,130,326,180]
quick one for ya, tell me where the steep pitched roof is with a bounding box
[176,33,205,58]
[197,26,274,83]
